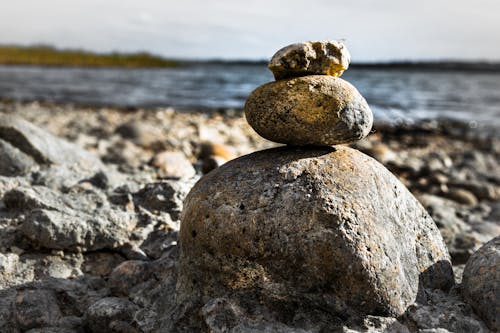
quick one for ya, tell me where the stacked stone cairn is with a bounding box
[169,41,455,331]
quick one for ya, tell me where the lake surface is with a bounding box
[1,64,499,127]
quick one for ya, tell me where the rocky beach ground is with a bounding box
[0,100,499,332]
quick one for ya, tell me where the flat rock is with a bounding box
[0,114,101,169]
[3,185,136,251]
[176,146,453,328]
[245,76,373,146]
[133,179,197,221]
[268,40,350,80]
[462,236,500,332]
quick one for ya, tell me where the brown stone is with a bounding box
[245,76,373,146]
[177,146,453,323]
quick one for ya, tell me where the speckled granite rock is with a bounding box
[268,40,350,80]
[174,146,453,329]
[245,76,373,146]
[462,236,500,332]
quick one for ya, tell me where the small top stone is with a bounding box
[268,40,350,80]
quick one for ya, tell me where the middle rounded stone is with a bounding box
[245,75,373,146]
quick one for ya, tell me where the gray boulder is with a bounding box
[462,236,500,332]
[245,76,373,146]
[175,146,454,329]
[0,114,101,169]
[0,139,36,176]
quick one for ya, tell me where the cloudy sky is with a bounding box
[1,0,499,61]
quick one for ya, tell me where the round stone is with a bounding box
[462,236,500,332]
[268,40,350,80]
[245,75,373,146]
[177,146,454,321]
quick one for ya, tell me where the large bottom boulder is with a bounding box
[173,146,454,330]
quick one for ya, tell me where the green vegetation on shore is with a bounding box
[0,45,179,68]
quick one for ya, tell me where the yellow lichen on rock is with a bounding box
[268,40,350,80]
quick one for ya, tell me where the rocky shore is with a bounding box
[0,99,499,332]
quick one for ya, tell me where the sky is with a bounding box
[1,0,499,62]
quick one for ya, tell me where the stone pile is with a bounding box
[169,41,456,331]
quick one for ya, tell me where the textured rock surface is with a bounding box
[245,76,373,145]
[404,289,490,333]
[462,236,500,332]
[84,297,139,333]
[14,289,62,330]
[268,40,350,80]
[1,105,497,332]
[133,179,197,222]
[4,185,136,251]
[177,146,454,327]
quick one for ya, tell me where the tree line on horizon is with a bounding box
[0,45,178,68]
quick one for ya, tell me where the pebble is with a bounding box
[151,150,195,179]
[443,188,478,206]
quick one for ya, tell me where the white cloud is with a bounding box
[0,0,498,60]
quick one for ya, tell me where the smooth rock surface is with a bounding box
[462,236,500,332]
[151,151,195,179]
[0,114,101,169]
[245,76,373,145]
[268,40,350,80]
[0,139,36,176]
[177,146,453,327]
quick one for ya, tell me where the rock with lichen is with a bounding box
[171,146,454,330]
[245,75,373,146]
[268,40,350,80]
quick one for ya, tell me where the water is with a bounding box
[0,64,499,127]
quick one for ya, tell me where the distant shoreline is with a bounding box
[0,45,179,68]
[184,59,500,72]
[1,45,500,71]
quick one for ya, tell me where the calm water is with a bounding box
[1,64,499,127]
